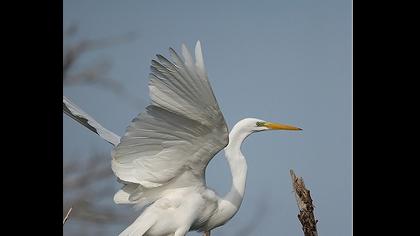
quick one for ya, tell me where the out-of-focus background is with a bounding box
[63,0,351,235]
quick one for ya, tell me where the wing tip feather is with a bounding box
[194,40,205,72]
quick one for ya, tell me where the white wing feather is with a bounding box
[63,96,120,146]
[112,41,229,192]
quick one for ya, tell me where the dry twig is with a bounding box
[63,207,73,225]
[290,169,318,236]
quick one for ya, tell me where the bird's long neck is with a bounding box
[211,122,251,226]
[224,126,250,208]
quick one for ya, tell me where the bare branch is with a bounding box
[63,27,137,78]
[63,154,135,226]
[63,207,73,225]
[63,25,146,108]
[290,169,318,236]
[63,154,113,190]
[63,26,141,234]
[63,26,142,234]
[62,26,137,89]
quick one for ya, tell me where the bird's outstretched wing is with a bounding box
[63,96,120,146]
[112,41,229,189]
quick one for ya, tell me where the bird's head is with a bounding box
[237,118,302,133]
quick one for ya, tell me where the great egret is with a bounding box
[63,41,301,236]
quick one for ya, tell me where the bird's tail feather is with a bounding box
[119,213,157,236]
[63,96,120,146]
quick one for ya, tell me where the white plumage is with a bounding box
[63,41,301,236]
[63,95,120,146]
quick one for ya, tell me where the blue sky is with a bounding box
[64,0,351,235]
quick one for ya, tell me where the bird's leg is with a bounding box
[203,231,211,236]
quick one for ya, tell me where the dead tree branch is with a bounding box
[63,26,140,234]
[63,25,145,236]
[63,25,145,108]
[290,169,318,236]
[63,154,134,225]
[63,25,137,92]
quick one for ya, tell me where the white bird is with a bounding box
[63,41,301,236]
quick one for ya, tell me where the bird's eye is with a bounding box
[256,121,265,127]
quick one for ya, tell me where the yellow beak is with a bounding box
[264,122,302,131]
